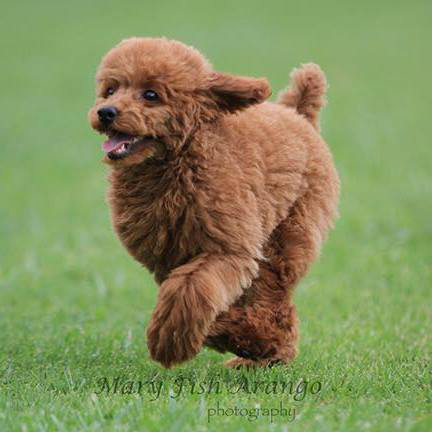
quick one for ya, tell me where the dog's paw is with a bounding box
[146,276,216,368]
[224,357,282,369]
[147,309,205,368]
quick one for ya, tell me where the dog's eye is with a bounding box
[105,87,115,98]
[142,90,159,101]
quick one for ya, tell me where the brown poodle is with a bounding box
[88,37,340,369]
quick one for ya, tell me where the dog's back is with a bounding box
[213,64,337,240]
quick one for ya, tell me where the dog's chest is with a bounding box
[107,166,202,282]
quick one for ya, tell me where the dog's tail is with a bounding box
[277,63,327,131]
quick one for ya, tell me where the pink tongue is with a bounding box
[102,134,130,153]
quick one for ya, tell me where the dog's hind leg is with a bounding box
[205,259,299,366]
[206,193,328,368]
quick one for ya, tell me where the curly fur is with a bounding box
[88,37,340,368]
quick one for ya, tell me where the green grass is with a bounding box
[1,0,431,430]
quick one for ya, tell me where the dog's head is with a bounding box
[89,37,271,166]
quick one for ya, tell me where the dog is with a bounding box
[88,37,340,369]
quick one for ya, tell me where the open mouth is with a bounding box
[102,132,151,160]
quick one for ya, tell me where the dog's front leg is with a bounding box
[146,253,258,368]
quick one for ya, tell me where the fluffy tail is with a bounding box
[278,63,327,131]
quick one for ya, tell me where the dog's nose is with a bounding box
[97,106,118,125]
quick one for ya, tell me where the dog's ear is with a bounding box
[206,72,271,112]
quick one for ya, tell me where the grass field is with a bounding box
[1,1,431,431]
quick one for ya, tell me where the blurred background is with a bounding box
[1,0,431,430]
